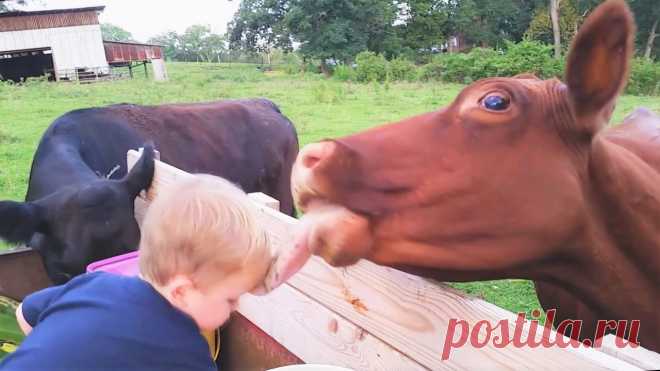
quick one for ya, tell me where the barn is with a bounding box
[0,6,166,82]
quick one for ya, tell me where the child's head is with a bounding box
[139,174,272,330]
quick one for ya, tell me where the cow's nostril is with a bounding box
[299,142,335,170]
[302,153,321,169]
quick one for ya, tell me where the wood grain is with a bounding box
[0,247,52,301]
[238,282,427,370]
[595,334,660,370]
[248,192,280,211]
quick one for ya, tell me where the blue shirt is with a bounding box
[0,272,216,371]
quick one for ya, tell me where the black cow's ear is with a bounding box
[122,142,155,199]
[0,201,45,244]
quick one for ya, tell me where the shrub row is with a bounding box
[320,40,659,95]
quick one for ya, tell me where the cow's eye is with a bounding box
[482,94,510,111]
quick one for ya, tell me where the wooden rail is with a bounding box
[127,149,659,371]
[0,247,51,300]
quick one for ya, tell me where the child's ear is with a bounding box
[163,275,196,309]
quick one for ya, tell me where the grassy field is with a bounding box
[0,62,658,358]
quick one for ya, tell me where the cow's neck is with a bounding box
[585,136,660,281]
[538,136,660,347]
[26,142,100,200]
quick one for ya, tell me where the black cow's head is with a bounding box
[0,145,155,284]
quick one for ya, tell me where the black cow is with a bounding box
[0,98,299,284]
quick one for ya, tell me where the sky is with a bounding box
[13,0,240,42]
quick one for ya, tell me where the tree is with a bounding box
[227,0,292,55]
[359,0,400,57]
[574,0,602,16]
[228,0,398,72]
[629,0,660,60]
[224,0,659,64]
[445,0,478,49]
[148,31,182,61]
[527,0,658,60]
[179,25,211,61]
[0,0,28,12]
[645,18,658,59]
[101,23,134,42]
[442,0,542,51]
[148,26,226,62]
[285,0,398,74]
[525,0,581,53]
[550,0,561,58]
[395,0,451,59]
[200,33,227,63]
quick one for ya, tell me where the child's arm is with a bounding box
[19,283,67,330]
[15,303,33,335]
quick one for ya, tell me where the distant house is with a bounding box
[0,6,166,82]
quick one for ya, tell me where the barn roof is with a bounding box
[0,6,105,32]
[103,40,163,48]
[0,6,105,18]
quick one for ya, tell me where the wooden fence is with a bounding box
[127,149,660,371]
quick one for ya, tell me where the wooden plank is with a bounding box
[219,313,304,370]
[248,192,280,211]
[238,283,427,370]
[127,150,643,371]
[595,335,660,370]
[0,246,52,301]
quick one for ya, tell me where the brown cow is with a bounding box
[288,0,660,351]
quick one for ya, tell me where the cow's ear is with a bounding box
[565,0,634,134]
[122,142,155,199]
[0,201,45,244]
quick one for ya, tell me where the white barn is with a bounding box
[0,6,108,81]
[0,6,109,81]
[0,6,166,82]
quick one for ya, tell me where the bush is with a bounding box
[434,53,472,83]
[21,75,50,87]
[311,82,346,103]
[387,57,417,82]
[419,49,496,83]
[418,60,444,81]
[332,64,356,82]
[417,40,564,84]
[0,79,15,94]
[464,48,502,80]
[627,58,660,96]
[279,53,303,75]
[497,40,563,79]
[355,51,387,82]
[302,61,321,74]
[283,64,299,75]
[345,40,659,96]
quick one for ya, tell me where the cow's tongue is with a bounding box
[256,220,312,294]
[257,202,373,293]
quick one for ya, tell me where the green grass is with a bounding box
[0,63,658,358]
[0,298,20,360]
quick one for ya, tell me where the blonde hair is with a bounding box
[138,174,272,290]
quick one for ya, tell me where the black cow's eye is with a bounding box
[482,94,510,111]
